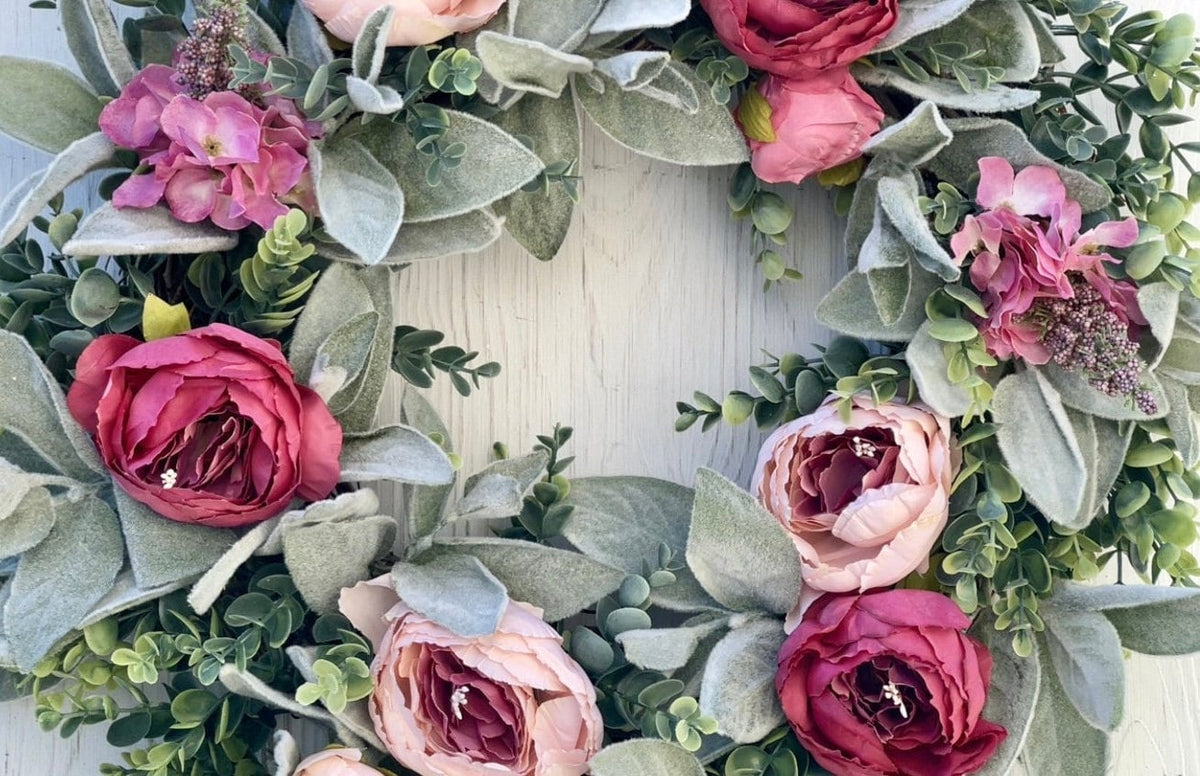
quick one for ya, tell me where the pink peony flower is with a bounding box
[303,0,507,47]
[777,590,1006,776]
[293,748,383,776]
[950,157,1141,363]
[66,324,342,528]
[100,67,322,230]
[340,576,602,776]
[700,0,899,80]
[744,70,883,184]
[751,397,956,597]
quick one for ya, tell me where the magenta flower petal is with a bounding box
[112,172,168,209]
[164,167,219,223]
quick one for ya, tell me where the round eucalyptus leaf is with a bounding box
[68,267,121,326]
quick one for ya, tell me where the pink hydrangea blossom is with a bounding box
[950,157,1141,363]
[99,66,321,230]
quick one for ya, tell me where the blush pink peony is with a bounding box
[950,157,1142,363]
[751,397,956,596]
[340,576,602,776]
[303,0,507,47]
[99,67,322,230]
[293,748,383,776]
[777,590,1006,776]
[744,69,883,184]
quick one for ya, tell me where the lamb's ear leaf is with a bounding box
[390,554,508,637]
[1049,583,1200,656]
[4,495,123,671]
[1017,633,1110,775]
[477,32,593,98]
[60,0,137,96]
[286,4,334,68]
[453,452,549,520]
[561,476,694,573]
[872,0,979,52]
[899,0,1042,82]
[969,611,1042,776]
[310,136,405,266]
[1040,605,1125,732]
[339,425,455,486]
[352,5,394,82]
[63,203,238,256]
[399,390,456,550]
[508,0,604,51]
[686,469,801,615]
[698,616,787,743]
[0,57,104,153]
[853,65,1039,113]
[283,513,397,614]
[492,92,581,261]
[590,0,692,34]
[590,740,704,776]
[113,486,236,590]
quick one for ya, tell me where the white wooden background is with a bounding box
[2,2,1199,773]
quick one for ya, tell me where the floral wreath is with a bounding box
[2,1,1200,775]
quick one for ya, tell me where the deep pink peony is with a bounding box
[699,0,899,79]
[100,68,322,230]
[67,324,342,528]
[340,576,602,776]
[745,70,883,184]
[751,397,956,597]
[777,590,1006,776]
[950,157,1141,362]
[303,0,507,47]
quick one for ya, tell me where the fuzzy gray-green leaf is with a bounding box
[187,518,282,614]
[60,0,136,96]
[1038,363,1168,421]
[0,330,104,481]
[993,370,1088,528]
[399,390,455,548]
[853,66,1038,113]
[699,617,786,742]
[427,537,626,621]
[574,63,749,166]
[63,203,238,256]
[339,425,455,486]
[311,137,405,266]
[1017,634,1109,775]
[477,32,593,98]
[4,495,122,671]
[874,174,959,280]
[0,57,103,153]
[971,612,1041,776]
[1041,605,1124,731]
[492,93,580,261]
[1050,583,1200,656]
[906,0,1041,81]
[590,0,692,34]
[352,5,393,82]
[286,4,334,68]
[862,101,953,167]
[113,486,236,589]
[817,262,942,342]
[0,133,116,247]
[873,0,979,52]
[354,111,543,222]
[509,0,603,51]
[906,322,971,417]
[0,487,56,560]
[391,554,508,636]
[687,469,801,615]
[284,514,397,613]
[617,617,729,672]
[319,209,506,263]
[562,476,694,573]
[590,740,704,776]
[311,311,380,416]
[455,451,549,520]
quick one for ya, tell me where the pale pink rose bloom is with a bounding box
[950,157,1141,362]
[340,576,602,776]
[303,0,507,47]
[751,397,957,598]
[293,748,382,776]
[745,69,884,184]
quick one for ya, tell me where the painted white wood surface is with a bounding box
[1,2,1199,774]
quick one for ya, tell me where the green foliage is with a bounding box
[390,325,501,396]
[677,337,911,433]
[24,560,315,776]
[595,670,717,753]
[294,615,373,714]
[727,165,802,289]
[0,204,161,385]
[495,424,577,542]
[427,48,484,96]
[705,727,822,776]
[881,41,1008,92]
[663,27,752,106]
[923,285,999,421]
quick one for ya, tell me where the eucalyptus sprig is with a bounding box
[496,424,576,542]
[390,325,501,396]
[727,164,802,289]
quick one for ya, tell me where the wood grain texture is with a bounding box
[2,2,1199,774]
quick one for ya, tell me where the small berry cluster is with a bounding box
[1038,276,1156,414]
[175,0,250,99]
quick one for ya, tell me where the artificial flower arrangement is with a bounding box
[1,1,1200,776]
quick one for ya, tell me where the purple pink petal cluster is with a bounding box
[950,157,1142,363]
[99,64,321,230]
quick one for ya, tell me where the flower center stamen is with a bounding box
[201,136,224,157]
[449,685,470,721]
[882,680,908,719]
[851,436,877,458]
[160,468,178,489]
